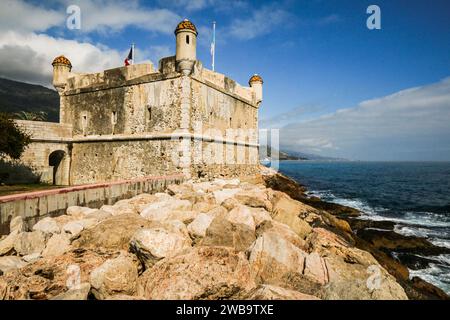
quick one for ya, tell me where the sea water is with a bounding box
[278,161,450,294]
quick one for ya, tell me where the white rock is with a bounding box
[154,193,172,201]
[187,213,215,238]
[32,217,60,235]
[161,220,191,239]
[248,232,306,284]
[90,254,138,300]
[42,233,71,257]
[0,256,27,273]
[249,208,272,226]
[51,283,91,300]
[226,205,256,231]
[77,218,99,229]
[0,231,18,256]
[130,228,191,268]
[63,221,84,237]
[22,252,41,263]
[212,188,241,204]
[10,216,26,233]
[66,206,96,218]
[13,231,47,256]
[100,205,116,215]
[140,199,192,221]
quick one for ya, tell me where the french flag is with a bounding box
[124,45,133,66]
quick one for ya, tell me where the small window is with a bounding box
[111,111,117,125]
[186,35,190,44]
[147,106,152,121]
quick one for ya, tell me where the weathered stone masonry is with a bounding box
[5,19,263,185]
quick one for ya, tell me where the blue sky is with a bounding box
[0,0,449,160]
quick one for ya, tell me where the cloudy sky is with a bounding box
[0,0,449,160]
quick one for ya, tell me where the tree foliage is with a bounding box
[14,111,48,121]
[0,112,31,159]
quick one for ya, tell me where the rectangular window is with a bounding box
[186,35,190,44]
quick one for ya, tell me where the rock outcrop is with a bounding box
[0,170,420,300]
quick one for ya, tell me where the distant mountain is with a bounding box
[0,77,59,122]
[259,145,347,161]
[283,149,348,161]
[259,146,308,161]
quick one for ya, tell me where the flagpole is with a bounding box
[131,43,135,65]
[212,21,216,71]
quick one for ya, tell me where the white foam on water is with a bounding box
[309,188,450,294]
[409,263,450,295]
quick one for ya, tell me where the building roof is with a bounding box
[52,55,72,68]
[249,74,263,85]
[175,19,198,35]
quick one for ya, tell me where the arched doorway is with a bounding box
[48,150,66,185]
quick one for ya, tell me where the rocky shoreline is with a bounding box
[262,170,450,300]
[0,166,447,300]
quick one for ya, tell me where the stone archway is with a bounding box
[48,150,67,185]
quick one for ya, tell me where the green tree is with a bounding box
[14,111,48,121]
[0,112,31,159]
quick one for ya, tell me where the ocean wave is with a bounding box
[410,263,450,295]
[308,189,450,229]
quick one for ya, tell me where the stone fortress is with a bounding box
[12,19,263,186]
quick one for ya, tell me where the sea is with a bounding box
[276,160,450,294]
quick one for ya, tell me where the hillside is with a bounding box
[0,77,59,122]
[259,146,307,161]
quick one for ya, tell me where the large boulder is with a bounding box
[32,217,60,235]
[137,246,255,299]
[90,253,138,300]
[62,221,84,237]
[0,232,18,256]
[271,193,312,239]
[248,232,306,285]
[0,249,115,300]
[66,206,97,219]
[10,216,26,233]
[249,208,272,226]
[42,233,71,257]
[167,183,193,196]
[248,285,320,300]
[13,231,47,256]
[72,213,159,251]
[200,208,256,251]
[234,190,273,211]
[187,213,215,239]
[321,252,408,300]
[0,256,27,273]
[306,228,408,300]
[212,188,241,204]
[50,283,91,300]
[256,220,306,250]
[140,199,192,221]
[130,228,191,269]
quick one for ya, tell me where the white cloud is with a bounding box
[0,0,65,33]
[228,5,290,40]
[276,78,450,160]
[0,31,123,87]
[64,0,180,34]
[0,0,182,87]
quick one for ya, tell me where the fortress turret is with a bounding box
[52,55,72,92]
[175,19,198,75]
[249,74,263,106]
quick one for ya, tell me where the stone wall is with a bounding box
[0,121,72,184]
[62,77,181,136]
[0,174,184,235]
[70,139,182,185]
